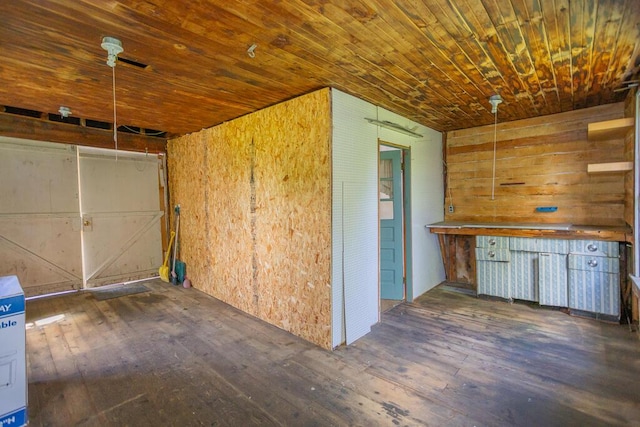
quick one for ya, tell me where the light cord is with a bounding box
[112,65,118,161]
[491,109,497,200]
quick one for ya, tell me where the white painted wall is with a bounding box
[375,108,446,299]
[332,90,379,348]
[331,89,445,348]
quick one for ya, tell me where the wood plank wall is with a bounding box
[624,90,637,229]
[167,88,332,349]
[624,89,638,324]
[445,103,627,226]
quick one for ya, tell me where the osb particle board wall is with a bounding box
[445,103,627,226]
[168,88,332,349]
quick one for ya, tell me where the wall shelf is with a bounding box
[587,117,634,141]
[587,162,633,173]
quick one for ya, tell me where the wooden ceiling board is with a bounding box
[380,1,492,123]
[0,0,638,135]
[596,0,639,103]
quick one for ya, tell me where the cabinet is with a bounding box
[475,235,621,319]
[475,236,510,299]
[568,241,620,318]
[509,237,569,303]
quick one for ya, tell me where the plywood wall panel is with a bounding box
[167,133,209,291]
[252,90,332,349]
[445,103,627,226]
[201,124,255,315]
[168,88,332,349]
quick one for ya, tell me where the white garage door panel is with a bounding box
[1,139,163,295]
[83,213,163,286]
[0,139,81,296]
[78,151,159,213]
[78,148,162,288]
[0,217,82,295]
[0,140,79,214]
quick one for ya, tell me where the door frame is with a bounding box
[379,141,413,302]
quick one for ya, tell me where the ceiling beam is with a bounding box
[0,112,166,153]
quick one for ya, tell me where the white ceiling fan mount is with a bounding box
[101,36,123,68]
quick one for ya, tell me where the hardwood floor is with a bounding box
[25,280,640,426]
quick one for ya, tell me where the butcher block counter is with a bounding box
[426,221,632,243]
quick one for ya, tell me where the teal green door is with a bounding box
[380,150,404,300]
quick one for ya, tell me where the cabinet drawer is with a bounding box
[569,240,619,257]
[476,236,509,249]
[475,248,510,262]
[509,237,569,254]
[568,254,619,274]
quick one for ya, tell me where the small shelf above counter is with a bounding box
[426,221,632,243]
[587,161,633,173]
[587,117,634,141]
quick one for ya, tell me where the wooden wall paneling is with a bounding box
[447,235,456,281]
[624,89,636,228]
[444,103,628,226]
[439,235,476,287]
[455,235,476,287]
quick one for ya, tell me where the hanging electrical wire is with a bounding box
[101,36,123,160]
[489,95,503,200]
[122,125,166,136]
[112,65,118,159]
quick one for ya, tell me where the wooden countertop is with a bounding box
[426,221,633,243]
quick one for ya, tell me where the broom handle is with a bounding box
[172,212,180,273]
[163,231,175,267]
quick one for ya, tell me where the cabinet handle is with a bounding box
[489,239,496,246]
[587,259,598,267]
[587,243,598,252]
[488,251,496,258]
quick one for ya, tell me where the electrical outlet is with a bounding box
[448,205,454,213]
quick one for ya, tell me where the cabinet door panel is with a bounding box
[510,251,537,301]
[539,253,568,306]
[569,270,620,316]
[477,260,510,299]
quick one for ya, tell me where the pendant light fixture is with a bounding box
[489,94,503,200]
[101,36,123,158]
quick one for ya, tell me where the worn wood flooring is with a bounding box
[25,280,640,426]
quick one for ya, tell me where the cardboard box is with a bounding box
[0,275,27,426]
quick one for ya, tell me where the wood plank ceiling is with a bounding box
[1,0,639,136]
